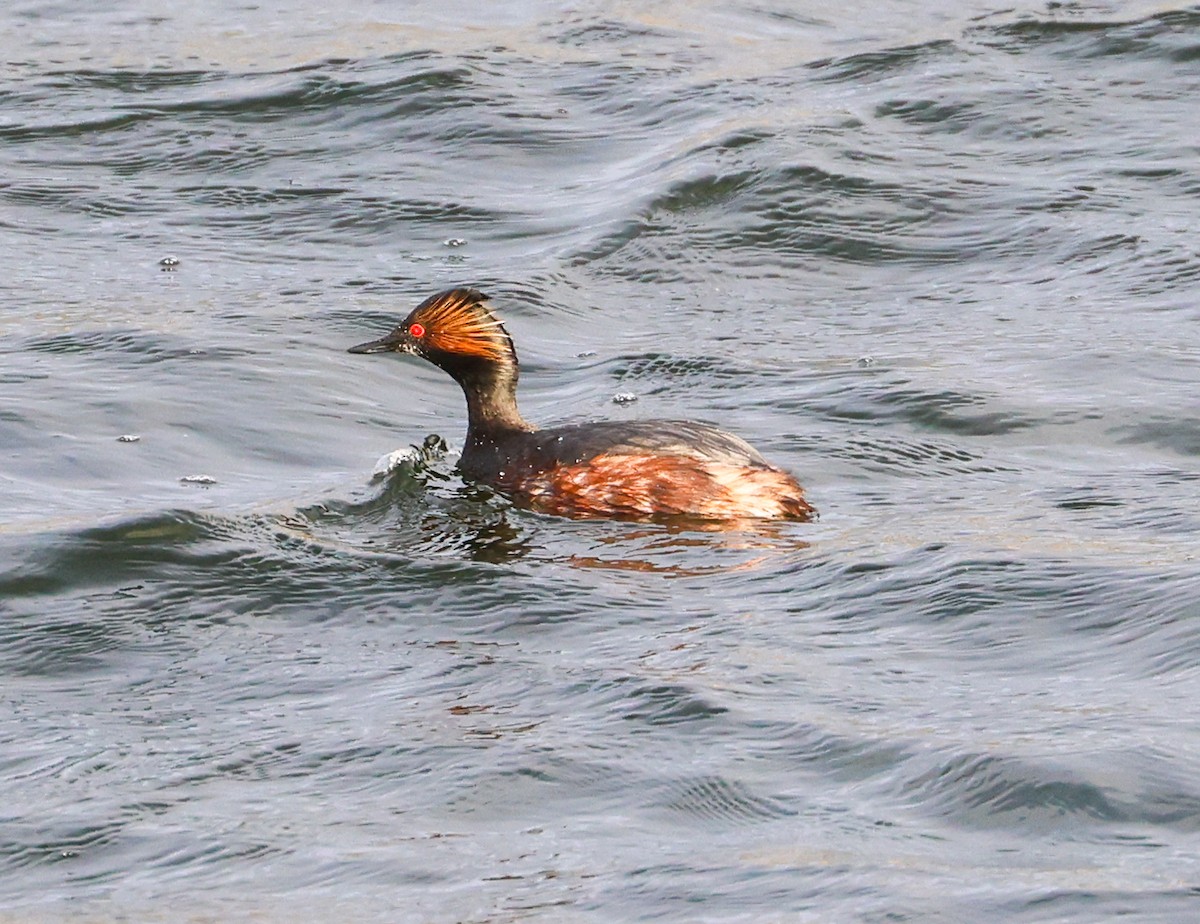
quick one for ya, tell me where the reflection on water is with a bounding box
[286,440,813,575]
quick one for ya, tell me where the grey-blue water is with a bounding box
[3,1,1199,920]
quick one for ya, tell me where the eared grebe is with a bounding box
[348,288,815,522]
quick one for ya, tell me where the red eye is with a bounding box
[409,322,425,338]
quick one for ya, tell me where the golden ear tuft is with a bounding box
[411,288,509,361]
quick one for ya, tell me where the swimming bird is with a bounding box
[348,288,814,522]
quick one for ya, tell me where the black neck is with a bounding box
[442,355,533,437]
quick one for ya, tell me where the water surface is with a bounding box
[2,1,1199,920]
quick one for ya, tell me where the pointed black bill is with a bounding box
[348,332,402,354]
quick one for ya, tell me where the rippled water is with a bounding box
[3,1,1199,920]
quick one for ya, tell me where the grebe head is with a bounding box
[349,287,530,432]
[348,287,514,368]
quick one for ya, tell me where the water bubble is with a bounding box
[158,255,180,270]
[612,392,638,405]
[442,238,467,248]
[179,474,217,485]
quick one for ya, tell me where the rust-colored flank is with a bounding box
[518,453,815,521]
[348,287,815,524]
